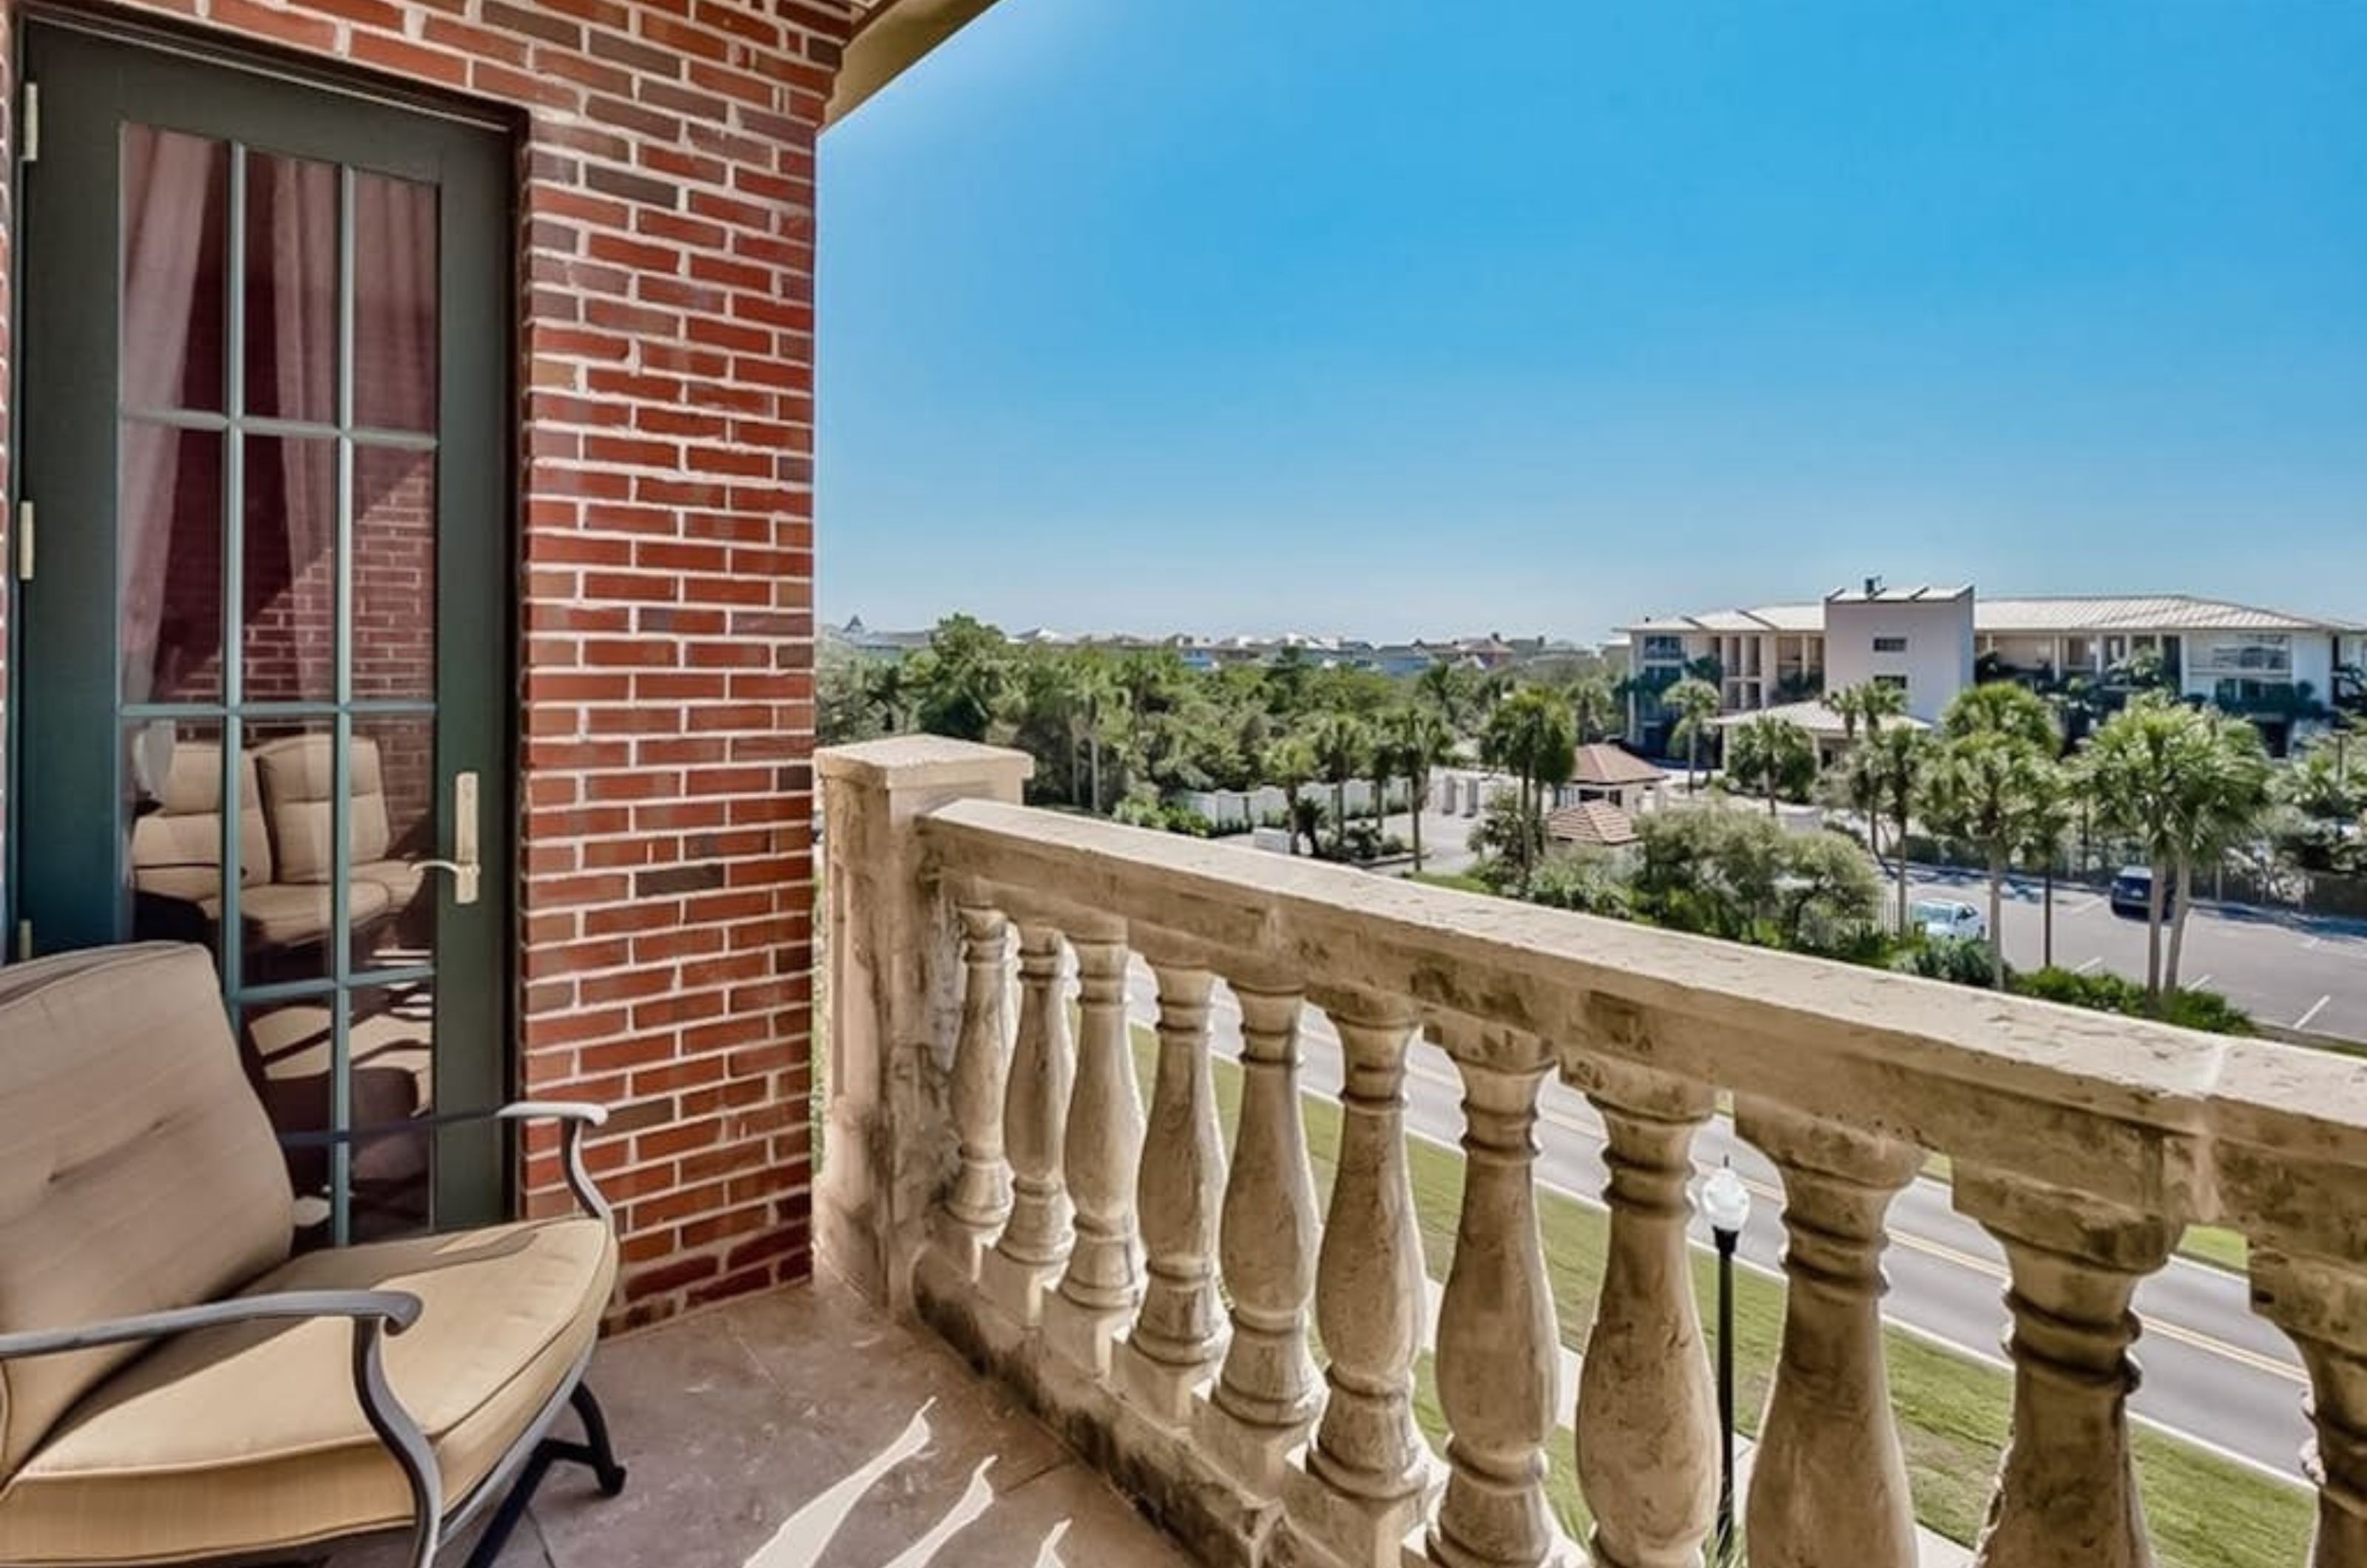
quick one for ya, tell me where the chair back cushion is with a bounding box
[129,743,272,901]
[253,735,393,885]
[0,944,294,1476]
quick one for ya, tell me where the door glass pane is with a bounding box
[351,978,435,1240]
[125,718,237,952]
[243,720,345,984]
[244,152,339,423]
[121,126,229,413]
[352,172,438,432]
[350,716,435,975]
[353,446,436,700]
[243,435,338,702]
[120,424,225,703]
[243,994,340,1246]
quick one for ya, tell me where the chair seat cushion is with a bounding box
[0,1217,615,1566]
[210,879,394,950]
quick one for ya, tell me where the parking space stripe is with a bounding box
[2296,995,2331,1031]
[2076,957,2103,974]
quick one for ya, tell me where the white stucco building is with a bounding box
[1624,583,2365,755]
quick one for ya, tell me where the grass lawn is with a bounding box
[1130,1028,2312,1568]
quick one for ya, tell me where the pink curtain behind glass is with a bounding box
[118,128,218,705]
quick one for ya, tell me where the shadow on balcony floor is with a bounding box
[330,1267,1194,1568]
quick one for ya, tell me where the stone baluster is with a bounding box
[1430,1028,1560,1568]
[940,905,1013,1268]
[1290,993,1433,1565]
[1123,959,1230,1418]
[1734,1098,1922,1568]
[1955,1169,2176,1568]
[993,923,1074,1281]
[1572,1058,1717,1568]
[1214,980,1322,1432]
[2250,1248,2367,1568]
[1057,929,1146,1315]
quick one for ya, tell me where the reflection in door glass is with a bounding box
[243,435,339,703]
[125,719,242,950]
[351,717,436,972]
[118,424,225,704]
[354,447,436,701]
[243,722,345,985]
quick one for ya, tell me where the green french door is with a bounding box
[14,21,513,1240]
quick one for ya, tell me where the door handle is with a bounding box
[416,771,481,905]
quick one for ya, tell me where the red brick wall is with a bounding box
[0,0,848,1324]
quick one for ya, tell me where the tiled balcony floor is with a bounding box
[331,1266,1193,1568]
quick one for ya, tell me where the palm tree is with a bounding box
[1942,681,2058,753]
[1309,713,1370,859]
[1921,731,2047,986]
[2016,757,2076,971]
[1479,687,1576,892]
[2083,696,2206,999]
[1567,675,1619,746]
[1067,654,1116,814]
[1848,725,1931,931]
[2161,709,2271,992]
[1264,734,1318,858]
[1417,660,1473,734]
[1831,679,1908,743]
[1663,677,1722,792]
[1726,714,1815,817]
[1390,706,1455,871]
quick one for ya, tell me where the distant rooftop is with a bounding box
[1630,592,2361,638]
[1545,799,1639,848]
[1570,743,1667,788]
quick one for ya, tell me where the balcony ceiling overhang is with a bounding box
[825,0,1002,127]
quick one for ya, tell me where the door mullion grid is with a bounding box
[220,140,249,1004]
[329,162,359,1247]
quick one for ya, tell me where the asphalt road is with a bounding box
[1902,865,2367,1041]
[1121,964,2313,1487]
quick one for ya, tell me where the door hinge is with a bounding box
[18,81,36,166]
[15,501,32,582]
[14,921,30,963]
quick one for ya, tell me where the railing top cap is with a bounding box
[916,797,2367,1153]
[817,737,1037,790]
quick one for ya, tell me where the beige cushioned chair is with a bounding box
[0,944,624,1567]
[129,742,394,953]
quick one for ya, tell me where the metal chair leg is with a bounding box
[462,1382,627,1568]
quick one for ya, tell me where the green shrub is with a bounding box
[2010,967,2255,1035]
[2158,988,2256,1035]
[1896,936,1999,988]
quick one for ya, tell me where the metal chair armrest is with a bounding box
[0,1288,422,1360]
[0,1289,447,1568]
[277,1100,613,1224]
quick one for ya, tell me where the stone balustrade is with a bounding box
[817,737,2367,1568]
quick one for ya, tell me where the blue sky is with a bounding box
[817,1,2367,642]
